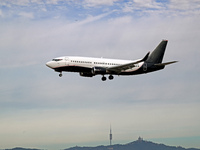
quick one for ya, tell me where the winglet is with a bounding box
[142,52,150,62]
[107,52,150,74]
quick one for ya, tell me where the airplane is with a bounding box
[46,40,177,81]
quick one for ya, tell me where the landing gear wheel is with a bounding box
[101,76,106,81]
[59,73,62,77]
[108,75,114,80]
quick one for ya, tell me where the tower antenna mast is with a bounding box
[109,125,112,146]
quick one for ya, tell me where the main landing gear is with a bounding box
[101,75,114,81]
[108,75,114,80]
[102,76,106,81]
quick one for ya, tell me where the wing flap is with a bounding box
[107,52,150,74]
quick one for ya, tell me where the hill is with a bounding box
[4,148,41,150]
[4,138,200,150]
[65,138,199,150]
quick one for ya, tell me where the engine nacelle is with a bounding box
[79,72,94,77]
[92,67,107,75]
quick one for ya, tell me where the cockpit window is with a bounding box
[52,59,63,61]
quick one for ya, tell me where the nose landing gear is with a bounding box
[59,72,62,77]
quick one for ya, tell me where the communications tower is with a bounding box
[109,125,112,146]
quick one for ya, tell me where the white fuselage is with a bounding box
[46,56,144,73]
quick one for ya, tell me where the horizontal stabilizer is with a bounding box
[154,61,178,66]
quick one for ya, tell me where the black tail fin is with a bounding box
[146,40,168,63]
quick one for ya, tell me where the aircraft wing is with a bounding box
[107,52,150,74]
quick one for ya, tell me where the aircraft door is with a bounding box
[56,57,66,67]
[65,57,69,66]
[143,63,147,71]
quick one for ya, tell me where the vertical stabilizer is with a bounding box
[146,40,168,63]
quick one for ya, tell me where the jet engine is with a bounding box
[79,72,94,77]
[92,67,107,75]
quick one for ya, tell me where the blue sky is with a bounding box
[0,0,200,150]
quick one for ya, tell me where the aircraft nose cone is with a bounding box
[46,61,53,68]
